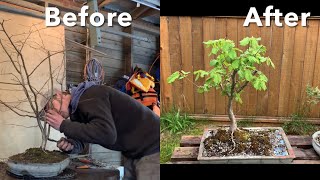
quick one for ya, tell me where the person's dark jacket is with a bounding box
[59,85,160,159]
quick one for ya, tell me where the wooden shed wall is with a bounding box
[66,24,159,86]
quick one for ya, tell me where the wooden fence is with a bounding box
[160,16,320,118]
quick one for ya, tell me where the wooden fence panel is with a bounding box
[180,17,195,113]
[192,17,205,114]
[202,17,216,114]
[161,16,320,118]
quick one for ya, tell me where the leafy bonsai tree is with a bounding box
[167,37,275,135]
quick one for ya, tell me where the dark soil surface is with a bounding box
[9,148,68,164]
[202,128,288,157]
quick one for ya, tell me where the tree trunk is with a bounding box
[37,115,47,151]
[228,96,237,133]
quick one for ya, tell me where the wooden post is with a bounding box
[87,0,102,48]
[123,26,133,74]
[160,16,173,112]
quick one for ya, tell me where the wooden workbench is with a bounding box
[170,135,320,164]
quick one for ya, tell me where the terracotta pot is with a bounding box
[7,158,70,178]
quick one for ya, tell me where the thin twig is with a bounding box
[186,77,200,88]
[0,100,36,118]
[3,124,38,128]
[28,49,67,77]
[0,39,21,73]
[1,20,37,115]
[0,81,22,86]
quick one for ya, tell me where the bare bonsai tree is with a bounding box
[168,37,275,136]
[0,19,68,150]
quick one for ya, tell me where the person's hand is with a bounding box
[57,137,74,152]
[45,109,64,131]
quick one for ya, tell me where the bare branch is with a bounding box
[219,82,231,97]
[0,100,36,118]
[0,39,21,73]
[48,51,54,99]
[19,28,34,52]
[0,60,17,64]
[12,106,35,114]
[2,124,38,128]
[28,49,67,77]
[34,24,46,50]
[236,70,258,93]
[1,73,21,85]
[0,100,35,114]
[0,20,37,114]
[31,64,62,99]
[0,81,22,86]
[1,99,30,104]
[0,88,23,91]
[56,51,66,91]
[10,27,46,38]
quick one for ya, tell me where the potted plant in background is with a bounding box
[304,85,320,156]
[167,37,296,163]
[312,131,320,156]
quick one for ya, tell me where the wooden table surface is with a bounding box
[170,135,320,164]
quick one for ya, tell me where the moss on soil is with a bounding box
[9,148,68,164]
[203,128,273,156]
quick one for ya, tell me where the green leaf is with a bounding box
[259,74,268,82]
[167,71,180,83]
[251,38,258,48]
[209,60,219,67]
[228,50,237,59]
[235,93,243,104]
[266,57,275,68]
[197,87,205,93]
[244,70,253,81]
[203,40,214,45]
[261,82,267,91]
[238,69,244,78]
[194,70,209,79]
[253,80,260,90]
[195,73,200,81]
[177,121,182,128]
[163,118,172,123]
[231,59,240,69]
[214,74,222,84]
[248,56,257,63]
[240,37,250,46]
[259,57,266,62]
[205,77,214,84]
[212,47,219,54]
